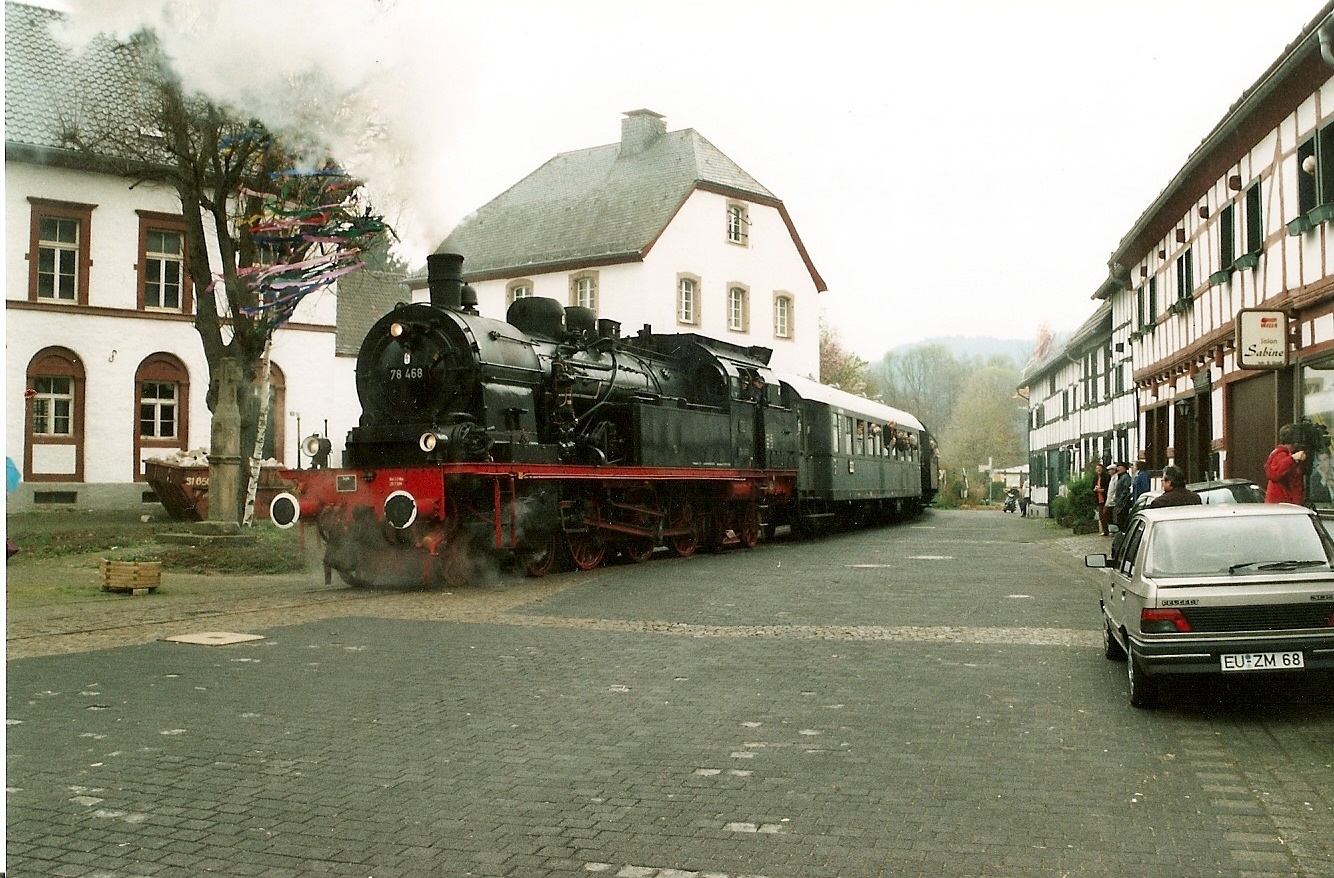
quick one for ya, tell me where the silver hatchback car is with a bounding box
[1085,503,1334,707]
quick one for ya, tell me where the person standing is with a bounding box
[1131,460,1151,503]
[1265,424,1308,505]
[1093,462,1111,535]
[1108,461,1132,532]
[1148,465,1202,508]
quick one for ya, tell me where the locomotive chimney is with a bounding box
[427,252,465,310]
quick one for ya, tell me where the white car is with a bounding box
[1085,503,1334,707]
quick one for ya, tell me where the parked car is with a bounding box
[1085,503,1334,707]
[1128,477,1264,518]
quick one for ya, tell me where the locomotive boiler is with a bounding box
[271,253,936,587]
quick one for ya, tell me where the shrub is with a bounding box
[1062,474,1098,528]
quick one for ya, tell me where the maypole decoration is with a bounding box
[231,165,389,524]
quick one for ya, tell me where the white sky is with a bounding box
[54,0,1331,360]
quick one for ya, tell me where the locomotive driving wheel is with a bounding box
[620,488,659,564]
[566,497,606,571]
[666,499,698,558]
[524,532,561,577]
[738,502,761,549]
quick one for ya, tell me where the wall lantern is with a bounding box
[1159,249,1167,259]
[1229,174,1243,191]
[1199,206,1210,219]
[1175,397,1194,419]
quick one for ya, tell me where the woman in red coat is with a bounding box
[1265,424,1308,505]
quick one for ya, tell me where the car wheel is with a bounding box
[1103,619,1127,661]
[1127,651,1158,708]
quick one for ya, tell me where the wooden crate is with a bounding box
[99,559,162,594]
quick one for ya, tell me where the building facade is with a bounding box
[1025,4,1334,511]
[425,110,826,379]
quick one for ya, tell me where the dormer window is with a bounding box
[726,202,749,245]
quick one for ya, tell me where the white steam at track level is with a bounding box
[57,0,465,263]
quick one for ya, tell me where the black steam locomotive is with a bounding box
[271,253,938,586]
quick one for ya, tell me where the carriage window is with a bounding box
[856,420,865,455]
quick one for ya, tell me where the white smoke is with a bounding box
[57,0,467,262]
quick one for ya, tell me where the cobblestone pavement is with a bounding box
[7,509,1333,877]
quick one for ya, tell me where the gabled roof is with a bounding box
[431,114,826,292]
[1020,301,1110,384]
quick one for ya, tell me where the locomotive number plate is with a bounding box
[1220,651,1304,672]
[387,367,424,380]
[335,475,358,493]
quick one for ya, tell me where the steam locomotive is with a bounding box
[270,253,939,586]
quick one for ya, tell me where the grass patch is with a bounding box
[6,509,309,575]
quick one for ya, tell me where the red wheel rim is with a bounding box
[567,533,606,570]
[738,503,760,549]
[668,501,698,557]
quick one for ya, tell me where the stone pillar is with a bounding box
[208,358,243,523]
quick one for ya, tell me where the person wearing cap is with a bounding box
[1149,465,1202,508]
[1108,461,1132,532]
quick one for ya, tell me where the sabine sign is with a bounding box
[1236,309,1289,369]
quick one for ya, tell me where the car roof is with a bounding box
[1138,502,1314,522]
[1185,478,1258,490]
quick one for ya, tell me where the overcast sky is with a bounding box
[56,0,1329,361]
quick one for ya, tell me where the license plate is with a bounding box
[1220,651,1305,672]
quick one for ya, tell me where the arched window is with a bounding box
[254,362,287,463]
[507,279,534,306]
[134,353,190,480]
[25,346,85,482]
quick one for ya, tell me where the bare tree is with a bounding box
[870,344,968,434]
[59,28,386,521]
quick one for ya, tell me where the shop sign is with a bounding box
[1236,309,1288,369]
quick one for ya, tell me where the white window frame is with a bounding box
[571,272,598,312]
[32,376,74,436]
[507,280,534,306]
[144,228,183,310]
[37,216,79,302]
[726,202,749,246]
[139,380,179,439]
[773,293,793,339]
[727,284,749,332]
[677,275,699,325]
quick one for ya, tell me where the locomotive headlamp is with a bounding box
[269,492,301,529]
[389,322,405,338]
[302,434,332,469]
[383,490,418,529]
[419,431,439,452]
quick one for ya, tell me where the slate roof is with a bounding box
[5,1,152,161]
[433,120,826,289]
[334,269,408,355]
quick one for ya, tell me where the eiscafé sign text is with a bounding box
[1236,308,1289,369]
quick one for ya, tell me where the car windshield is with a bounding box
[1144,515,1334,577]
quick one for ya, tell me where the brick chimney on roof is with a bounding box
[620,109,666,156]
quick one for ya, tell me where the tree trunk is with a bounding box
[207,358,244,523]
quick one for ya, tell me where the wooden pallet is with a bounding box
[99,559,161,594]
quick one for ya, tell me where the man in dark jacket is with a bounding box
[1148,466,1202,508]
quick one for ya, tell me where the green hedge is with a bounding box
[1052,474,1097,528]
